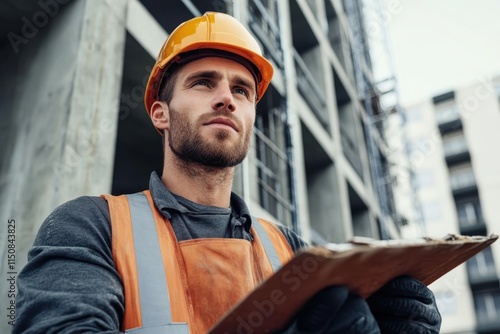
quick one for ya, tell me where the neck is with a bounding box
[161,151,235,208]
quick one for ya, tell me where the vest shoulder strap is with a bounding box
[103,192,189,333]
[252,216,285,271]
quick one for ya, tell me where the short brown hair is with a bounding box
[157,64,181,104]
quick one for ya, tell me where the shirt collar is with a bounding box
[148,171,252,229]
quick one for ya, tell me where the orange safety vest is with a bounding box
[102,191,294,333]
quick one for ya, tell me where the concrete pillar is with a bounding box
[278,0,312,242]
[307,163,351,243]
[0,1,127,331]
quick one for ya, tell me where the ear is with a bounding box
[150,101,169,131]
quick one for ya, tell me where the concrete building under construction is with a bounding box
[0,0,400,331]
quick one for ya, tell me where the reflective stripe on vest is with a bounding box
[126,193,189,333]
[125,192,284,333]
[251,215,282,272]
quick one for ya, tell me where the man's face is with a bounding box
[165,57,257,168]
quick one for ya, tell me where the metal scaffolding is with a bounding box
[343,0,397,239]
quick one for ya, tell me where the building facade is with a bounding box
[0,0,399,331]
[389,76,500,333]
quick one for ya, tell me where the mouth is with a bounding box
[204,117,239,132]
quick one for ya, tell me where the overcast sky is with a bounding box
[381,0,500,106]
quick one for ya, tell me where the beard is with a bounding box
[167,107,252,168]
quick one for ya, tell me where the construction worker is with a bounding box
[14,12,441,334]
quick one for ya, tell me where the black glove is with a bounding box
[367,276,441,334]
[282,286,381,334]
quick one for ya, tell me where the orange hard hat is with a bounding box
[144,11,274,115]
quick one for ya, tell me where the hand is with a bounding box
[282,286,381,334]
[367,276,441,334]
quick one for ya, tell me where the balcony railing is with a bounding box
[248,0,284,68]
[293,49,329,129]
[340,129,363,178]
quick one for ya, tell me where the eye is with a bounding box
[233,87,248,97]
[192,80,210,88]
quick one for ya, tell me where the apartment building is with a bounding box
[0,0,399,331]
[389,77,500,333]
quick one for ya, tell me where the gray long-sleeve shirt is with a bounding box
[13,172,307,334]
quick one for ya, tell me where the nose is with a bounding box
[212,83,236,112]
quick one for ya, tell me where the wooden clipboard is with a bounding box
[209,234,498,334]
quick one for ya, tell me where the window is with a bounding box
[459,202,477,224]
[442,131,468,156]
[474,290,500,323]
[435,101,460,125]
[254,106,293,226]
[456,199,483,227]
[467,247,497,278]
[449,163,476,190]
[248,0,283,68]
